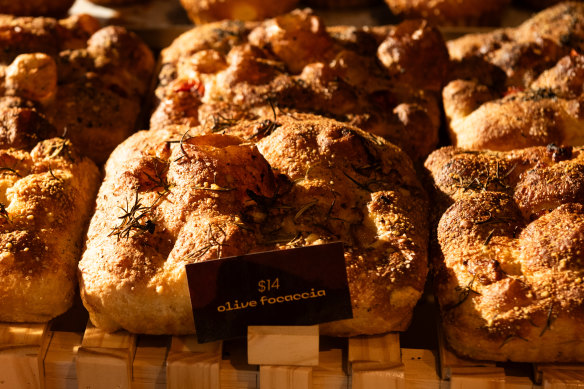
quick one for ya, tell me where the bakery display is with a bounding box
[179,0,300,24]
[0,14,155,164]
[384,0,511,26]
[425,145,584,362]
[79,114,429,336]
[0,0,75,16]
[0,138,100,322]
[151,9,447,160]
[444,2,584,151]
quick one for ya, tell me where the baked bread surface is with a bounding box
[425,145,584,362]
[152,9,447,160]
[0,14,155,164]
[444,2,584,151]
[0,138,100,322]
[79,114,429,336]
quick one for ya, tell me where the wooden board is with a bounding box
[2,317,584,388]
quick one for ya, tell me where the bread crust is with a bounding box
[425,145,584,362]
[0,15,155,164]
[79,114,429,336]
[152,9,447,160]
[444,2,584,151]
[0,138,100,322]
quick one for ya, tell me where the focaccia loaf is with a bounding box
[0,14,155,164]
[0,138,100,322]
[151,9,447,160]
[425,145,584,362]
[444,2,584,151]
[79,114,429,336]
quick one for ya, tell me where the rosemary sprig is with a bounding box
[167,128,193,162]
[185,224,228,261]
[210,113,238,133]
[0,202,9,222]
[109,192,156,240]
[540,304,555,337]
[483,229,495,245]
[143,158,171,195]
[446,275,481,310]
[0,167,20,177]
[248,100,280,140]
[499,334,528,348]
[294,200,318,222]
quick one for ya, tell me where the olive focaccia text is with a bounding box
[425,145,584,362]
[79,114,429,336]
[151,9,448,160]
[0,138,100,322]
[444,2,584,151]
[0,14,155,164]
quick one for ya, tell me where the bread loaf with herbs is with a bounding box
[425,145,584,362]
[79,114,429,336]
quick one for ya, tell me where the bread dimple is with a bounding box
[426,145,584,362]
[80,115,429,336]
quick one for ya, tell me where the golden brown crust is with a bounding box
[0,15,155,164]
[152,9,447,160]
[79,114,429,336]
[0,0,75,16]
[384,0,511,26]
[425,145,584,362]
[0,138,100,322]
[180,0,300,24]
[444,3,584,151]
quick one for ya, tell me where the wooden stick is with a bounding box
[43,331,83,389]
[0,322,50,389]
[76,322,137,389]
[132,335,169,389]
[248,326,319,367]
[166,335,222,389]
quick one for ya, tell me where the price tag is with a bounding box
[186,242,352,343]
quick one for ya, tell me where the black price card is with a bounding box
[186,242,353,343]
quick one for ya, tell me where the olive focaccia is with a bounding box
[79,114,429,336]
[0,14,155,164]
[151,9,448,160]
[425,145,584,362]
[0,138,100,322]
[444,2,584,151]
